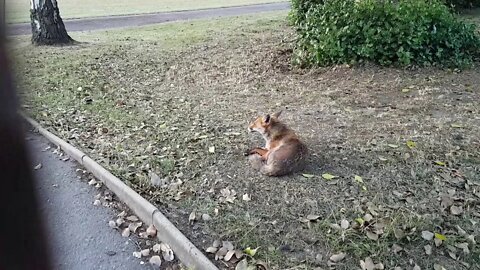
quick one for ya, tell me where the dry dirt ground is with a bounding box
[12,12,480,270]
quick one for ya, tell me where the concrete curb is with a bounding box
[24,116,218,270]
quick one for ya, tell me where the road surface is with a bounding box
[9,2,290,36]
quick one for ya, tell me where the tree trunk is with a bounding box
[30,0,73,45]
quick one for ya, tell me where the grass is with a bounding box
[6,0,286,23]
[13,10,480,270]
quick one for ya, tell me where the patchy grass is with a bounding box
[13,11,480,270]
[6,0,286,23]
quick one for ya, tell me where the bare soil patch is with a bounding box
[14,13,479,269]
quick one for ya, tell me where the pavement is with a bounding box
[8,2,290,36]
[28,132,150,270]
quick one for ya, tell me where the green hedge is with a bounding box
[292,0,480,67]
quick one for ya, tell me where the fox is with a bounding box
[246,111,308,176]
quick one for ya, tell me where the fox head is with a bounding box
[248,111,282,135]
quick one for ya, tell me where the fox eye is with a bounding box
[264,114,271,124]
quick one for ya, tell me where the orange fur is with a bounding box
[247,111,307,176]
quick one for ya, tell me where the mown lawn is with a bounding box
[12,11,480,270]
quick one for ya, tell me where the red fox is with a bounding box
[247,111,308,176]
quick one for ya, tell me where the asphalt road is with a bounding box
[8,2,290,36]
[28,132,149,270]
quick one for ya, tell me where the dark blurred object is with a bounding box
[0,4,51,270]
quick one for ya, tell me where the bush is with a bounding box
[289,0,324,25]
[293,0,480,67]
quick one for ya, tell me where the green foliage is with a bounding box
[289,0,324,25]
[293,0,480,67]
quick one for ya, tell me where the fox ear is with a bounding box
[264,114,271,124]
[272,111,282,119]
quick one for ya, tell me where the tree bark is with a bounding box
[30,0,73,45]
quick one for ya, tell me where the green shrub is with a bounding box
[289,0,324,25]
[293,0,480,67]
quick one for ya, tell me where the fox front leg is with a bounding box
[248,147,268,159]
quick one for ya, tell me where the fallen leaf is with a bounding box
[421,231,434,241]
[366,231,379,241]
[202,213,212,221]
[88,179,97,185]
[235,259,248,270]
[322,173,337,180]
[406,140,416,149]
[150,172,163,187]
[115,218,124,226]
[108,220,116,228]
[434,238,443,247]
[224,250,235,261]
[450,205,463,215]
[128,222,142,233]
[434,161,446,166]
[212,240,221,248]
[244,247,258,257]
[392,244,403,254]
[302,173,315,178]
[378,156,388,161]
[149,255,162,267]
[306,214,320,221]
[162,245,174,262]
[434,233,446,241]
[394,228,405,239]
[121,228,131,237]
[456,242,470,254]
[153,244,161,253]
[242,193,251,201]
[235,250,244,259]
[141,249,150,257]
[189,211,196,224]
[132,251,142,258]
[206,247,218,253]
[424,245,432,255]
[360,257,376,270]
[329,253,346,262]
[223,241,234,251]
[146,224,157,237]
[340,219,349,229]
[355,218,365,226]
[126,215,139,222]
[34,163,42,170]
[354,175,364,183]
[448,251,456,259]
